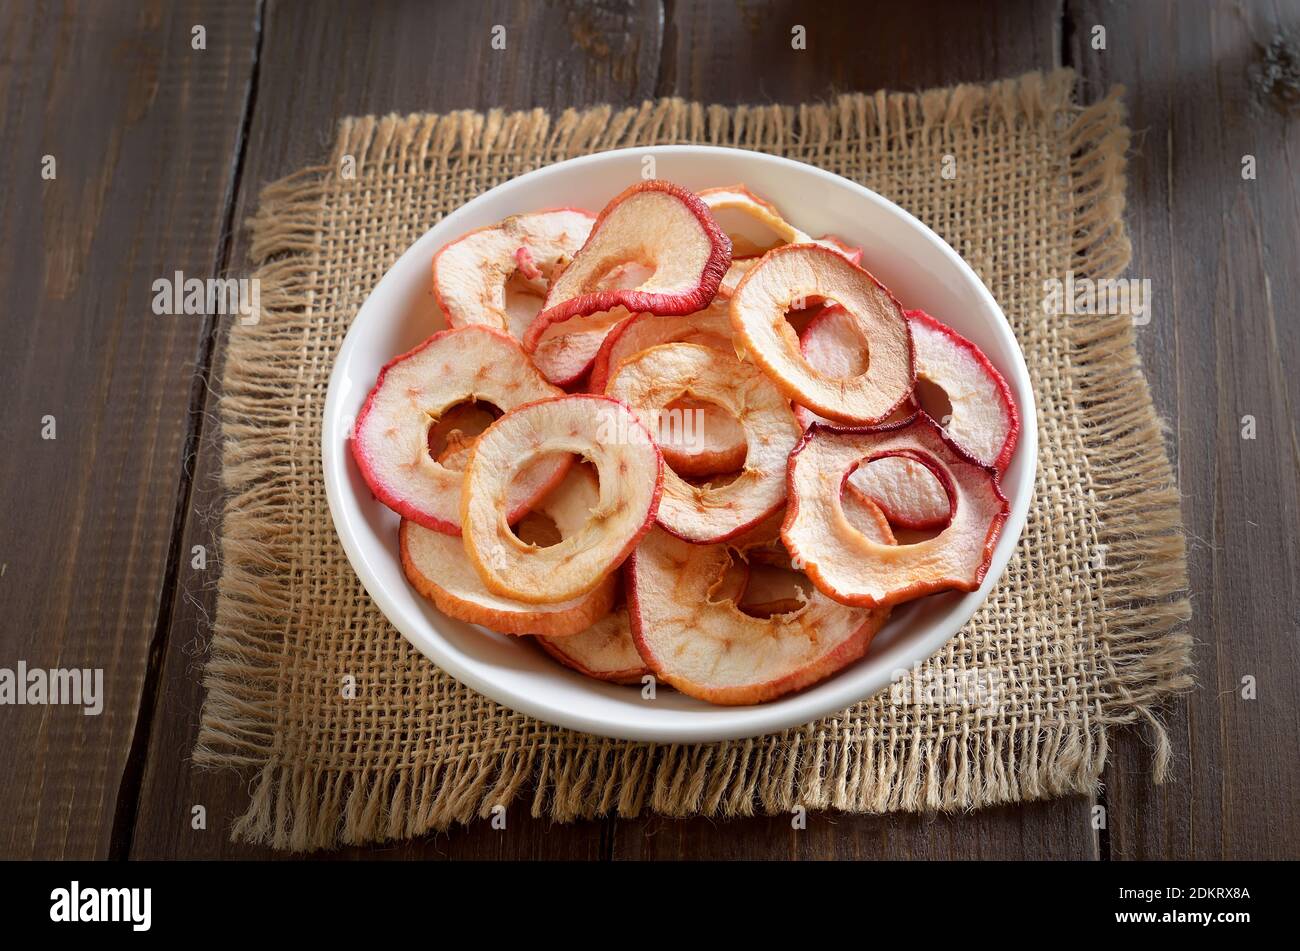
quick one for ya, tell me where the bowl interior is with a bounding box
[323,146,1037,743]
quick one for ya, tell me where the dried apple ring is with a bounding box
[846,455,953,530]
[536,606,648,684]
[589,299,746,476]
[400,467,615,637]
[351,326,568,534]
[794,303,917,428]
[605,342,801,544]
[627,511,893,705]
[907,309,1020,472]
[461,395,663,604]
[432,209,593,339]
[699,185,864,263]
[730,244,914,425]
[588,298,734,392]
[522,180,732,374]
[783,415,1010,608]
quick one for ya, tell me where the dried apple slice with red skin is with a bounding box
[536,605,648,684]
[699,185,865,264]
[587,298,733,392]
[589,300,746,476]
[400,468,615,637]
[523,181,732,361]
[461,394,663,604]
[351,326,568,534]
[627,523,892,706]
[783,414,1010,608]
[793,304,918,428]
[730,244,914,425]
[846,454,953,530]
[605,342,801,544]
[433,209,593,337]
[907,309,1020,472]
[658,398,748,477]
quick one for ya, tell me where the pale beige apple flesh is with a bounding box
[400,467,615,636]
[605,342,800,544]
[433,209,593,338]
[783,415,1009,608]
[461,395,663,604]
[730,244,913,424]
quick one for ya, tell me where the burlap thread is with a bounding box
[196,70,1193,850]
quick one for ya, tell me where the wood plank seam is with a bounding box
[107,0,270,861]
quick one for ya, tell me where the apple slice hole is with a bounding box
[513,509,562,547]
[840,448,957,542]
[710,206,787,257]
[891,524,947,545]
[737,561,812,618]
[503,272,547,339]
[426,400,503,461]
[506,453,592,548]
[783,298,837,337]
[843,449,954,531]
[659,396,748,479]
[914,376,953,426]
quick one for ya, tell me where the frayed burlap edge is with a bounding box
[195,70,1193,849]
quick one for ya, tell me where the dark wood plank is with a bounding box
[1070,0,1300,859]
[0,0,259,859]
[658,0,1061,103]
[614,799,1098,860]
[129,0,663,860]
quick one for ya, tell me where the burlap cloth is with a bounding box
[197,69,1192,850]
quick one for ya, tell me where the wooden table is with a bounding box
[2,0,1296,860]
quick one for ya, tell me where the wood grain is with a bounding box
[0,0,259,859]
[614,800,1098,860]
[658,0,1061,102]
[1069,0,1300,859]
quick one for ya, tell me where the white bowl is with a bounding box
[323,146,1037,743]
